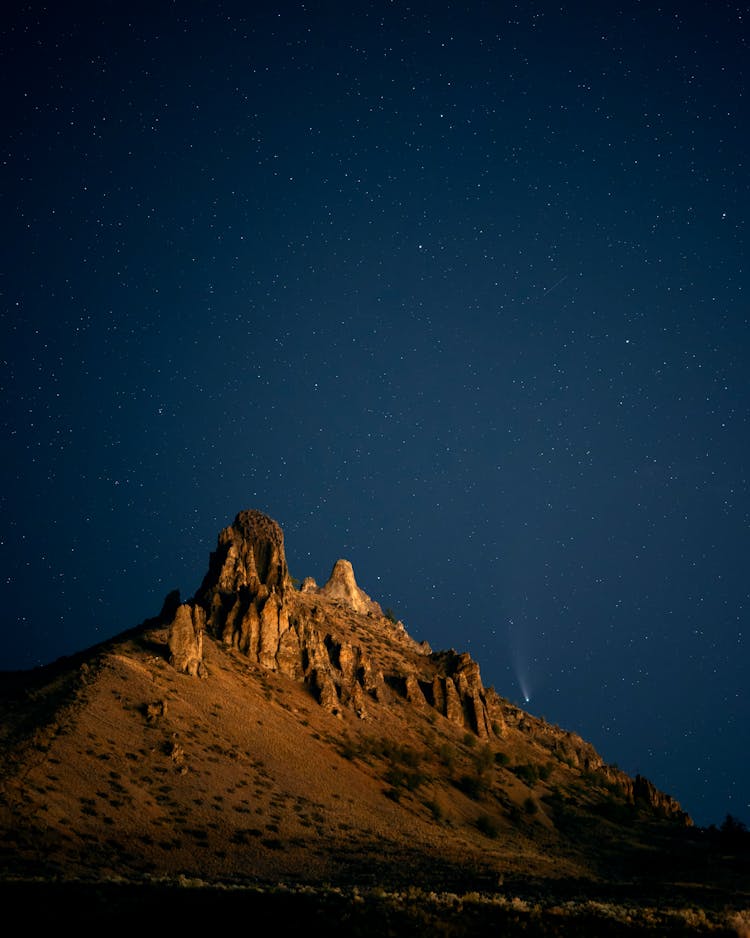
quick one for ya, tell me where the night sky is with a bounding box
[2,2,748,829]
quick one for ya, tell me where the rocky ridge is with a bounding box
[167,509,689,823]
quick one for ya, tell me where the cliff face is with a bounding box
[168,510,503,738]
[167,509,690,825]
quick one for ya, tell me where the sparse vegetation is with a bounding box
[474,744,495,775]
[523,796,538,815]
[455,772,489,800]
[0,534,739,937]
[475,813,500,838]
[512,762,539,787]
[423,799,444,823]
[436,742,456,769]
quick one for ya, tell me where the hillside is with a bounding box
[0,510,747,934]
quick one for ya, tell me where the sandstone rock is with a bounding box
[361,657,388,701]
[470,692,492,738]
[196,511,294,672]
[318,559,381,614]
[258,590,285,670]
[349,681,368,718]
[443,677,465,726]
[312,666,341,716]
[169,507,503,743]
[404,672,428,709]
[167,604,205,677]
[276,624,304,680]
[197,509,289,601]
[431,676,446,716]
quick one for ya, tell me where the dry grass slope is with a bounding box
[1,508,748,935]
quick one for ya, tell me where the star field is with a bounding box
[1,1,748,829]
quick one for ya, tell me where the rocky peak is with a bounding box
[196,508,289,602]
[170,512,497,735]
[317,559,382,615]
[300,576,318,593]
[162,510,691,828]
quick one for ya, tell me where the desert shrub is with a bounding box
[475,813,500,838]
[231,829,262,844]
[538,762,553,781]
[338,739,358,761]
[388,741,421,768]
[437,742,456,769]
[455,773,488,800]
[385,765,427,792]
[523,796,538,815]
[424,799,444,822]
[355,736,422,770]
[512,763,539,786]
[494,751,510,766]
[463,733,476,748]
[542,787,565,811]
[474,745,495,774]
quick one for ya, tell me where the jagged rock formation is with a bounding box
[167,604,205,677]
[166,508,689,824]
[0,505,710,910]
[191,509,291,672]
[317,559,382,614]
[166,509,502,737]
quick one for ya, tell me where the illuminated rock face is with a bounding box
[197,508,290,600]
[165,511,509,736]
[165,509,692,826]
[166,511,497,745]
[167,603,205,678]
[317,558,381,614]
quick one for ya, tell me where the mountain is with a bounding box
[1,509,747,934]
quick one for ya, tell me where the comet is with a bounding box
[540,274,568,298]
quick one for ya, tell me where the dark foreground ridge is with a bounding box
[1,878,748,936]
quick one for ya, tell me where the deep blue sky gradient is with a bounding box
[2,1,748,828]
